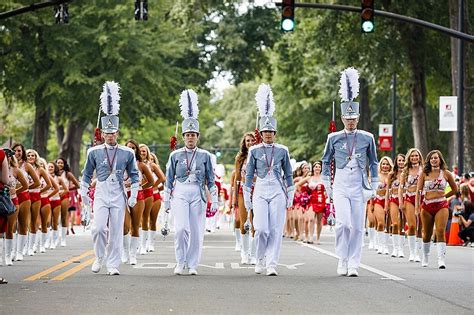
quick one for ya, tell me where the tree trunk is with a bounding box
[404,27,429,156]
[32,91,50,157]
[55,111,65,150]
[449,0,472,174]
[359,77,372,133]
[59,119,87,177]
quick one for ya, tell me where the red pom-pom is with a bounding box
[329,121,337,133]
[254,128,262,144]
[94,128,102,146]
[170,136,177,151]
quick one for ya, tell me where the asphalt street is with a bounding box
[1,225,473,315]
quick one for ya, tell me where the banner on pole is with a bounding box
[378,124,393,151]
[439,96,457,131]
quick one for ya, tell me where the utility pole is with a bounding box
[457,0,465,175]
[391,73,397,161]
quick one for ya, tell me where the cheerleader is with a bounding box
[163,89,218,275]
[11,143,40,261]
[229,169,242,251]
[38,158,59,253]
[56,158,80,246]
[123,139,154,265]
[384,154,406,258]
[416,150,457,268]
[295,163,311,243]
[139,145,165,252]
[372,157,393,255]
[26,149,51,255]
[292,164,306,240]
[298,161,326,244]
[233,132,256,264]
[4,154,28,266]
[47,161,68,249]
[399,148,424,262]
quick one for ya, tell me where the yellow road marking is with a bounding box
[51,257,96,281]
[24,250,94,281]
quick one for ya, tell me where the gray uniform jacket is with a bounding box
[81,144,140,197]
[244,143,294,193]
[321,129,379,188]
[165,147,217,202]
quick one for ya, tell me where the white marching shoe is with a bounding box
[139,232,147,255]
[50,230,59,249]
[337,259,348,276]
[61,227,67,247]
[122,235,130,264]
[4,239,13,266]
[107,267,120,275]
[408,235,416,261]
[174,264,185,275]
[266,267,278,276]
[27,233,36,256]
[129,236,139,265]
[188,268,198,276]
[414,238,422,262]
[91,257,104,273]
[422,242,430,267]
[437,242,446,269]
[347,268,359,277]
[255,259,265,274]
[146,230,155,252]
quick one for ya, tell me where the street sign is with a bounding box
[439,96,457,131]
[378,124,393,151]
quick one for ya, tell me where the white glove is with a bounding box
[128,182,139,208]
[286,186,295,208]
[370,180,378,198]
[243,186,252,211]
[80,181,91,206]
[322,179,333,199]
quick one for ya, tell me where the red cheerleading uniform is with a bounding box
[143,187,154,199]
[421,170,449,216]
[308,180,326,213]
[153,190,161,201]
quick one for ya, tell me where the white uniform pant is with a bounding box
[252,181,286,268]
[171,182,205,269]
[92,177,126,269]
[333,167,366,269]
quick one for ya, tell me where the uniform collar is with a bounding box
[184,146,197,153]
[344,128,358,135]
[263,142,274,148]
[105,143,118,150]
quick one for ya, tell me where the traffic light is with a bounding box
[54,3,69,24]
[361,0,374,33]
[134,0,148,21]
[281,0,295,32]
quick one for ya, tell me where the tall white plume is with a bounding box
[179,89,199,119]
[255,83,275,117]
[338,67,360,102]
[100,81,121,115]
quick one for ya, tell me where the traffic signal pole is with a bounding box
[274,2,473,42]
[0,0,72,20]
[276,1,472,174]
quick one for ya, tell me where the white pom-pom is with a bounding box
[179,89,199,119]
[255,83,275,117]
[100,81,121,115]
[339,67,360,102]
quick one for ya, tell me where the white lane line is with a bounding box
[300,243,405,281]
